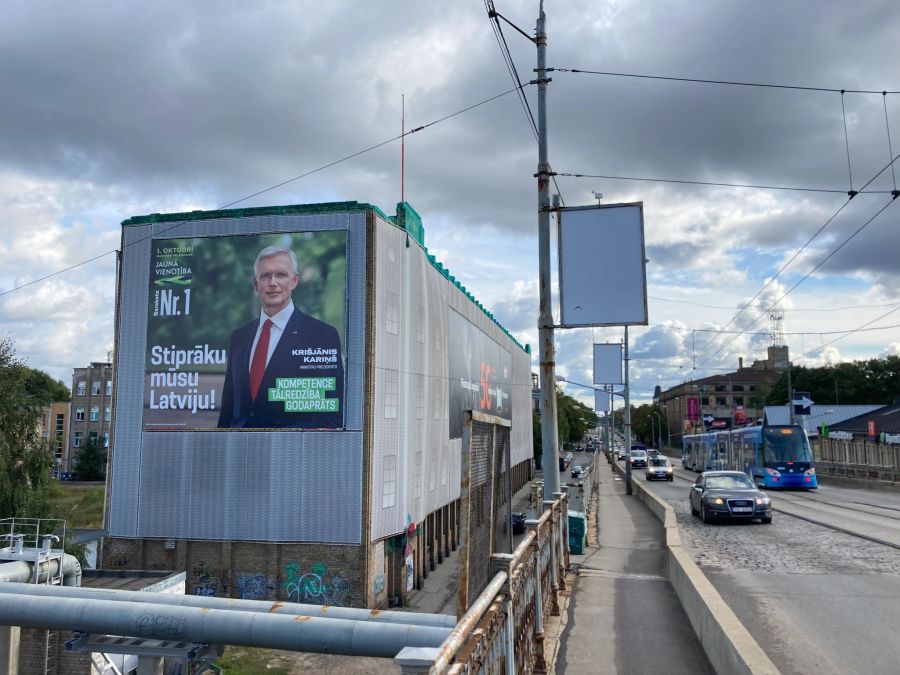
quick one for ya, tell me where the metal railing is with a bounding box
[395,489,569,674]
[816,438,900,481]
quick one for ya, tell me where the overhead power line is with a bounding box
[484,1,566,206]
[557,171,893,195]
[554,67,900,95]
[802,304,900,359]
[696,195,898,369]
[682,323,900,337]
[0,85,527,299]
[649,295,900,313]
[693,152,900,368]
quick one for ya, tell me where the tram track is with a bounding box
[666,464,900,551]
[778,489,900,520]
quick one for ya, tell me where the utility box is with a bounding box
[568,511,586,555]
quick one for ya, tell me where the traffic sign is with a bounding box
[792,391,813,416]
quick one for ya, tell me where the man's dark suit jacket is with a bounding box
[217,308,344,428]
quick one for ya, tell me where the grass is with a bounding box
[49,480,106,529]
[212,646,292,674]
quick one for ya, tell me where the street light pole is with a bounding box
[534,2,560,501]
[624,327,632,495]
[651,411,663,450]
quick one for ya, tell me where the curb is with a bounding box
[612,462,781,675]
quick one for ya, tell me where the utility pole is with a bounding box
[624,326,632,495]
[787,361,794,425]
[606,387,613,465]
[535,1,560,500]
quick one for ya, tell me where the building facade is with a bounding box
[68,362,113,474]
[37,402,70,478]
[658,346,789,445]
[103,201,533,609]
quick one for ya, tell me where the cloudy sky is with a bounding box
[2,0,899,406]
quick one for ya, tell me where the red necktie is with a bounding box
[249,319,273,401]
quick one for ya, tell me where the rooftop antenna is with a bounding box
[401,94,405,203]
[769,310,785,347]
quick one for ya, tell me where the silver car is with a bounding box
[645,456,673,481]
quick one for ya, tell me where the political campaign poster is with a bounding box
[143,231,347,430]
[448,309,513,439]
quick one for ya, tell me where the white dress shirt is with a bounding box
[248,303,295,373]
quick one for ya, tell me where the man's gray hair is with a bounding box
[254,246,298,276]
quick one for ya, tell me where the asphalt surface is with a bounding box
[558,461,714,675]
[640,459,900,675]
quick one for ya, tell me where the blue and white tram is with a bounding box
[682,432,718,472]
[730,424,817,489]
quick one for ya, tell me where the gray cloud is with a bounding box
[2,0,900,388]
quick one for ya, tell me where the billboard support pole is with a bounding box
[606,389,613,465]
[535,2,560,501]
[623,327,632,495]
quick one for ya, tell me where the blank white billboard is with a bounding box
[593,343,623,385]
[558,203,648,327]
[594,389,610,413]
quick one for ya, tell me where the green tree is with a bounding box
[532,388,600,461]
[72,438,107,481]
[766,356,900,406]
[21,367,70,404]
[0,337,55,518]
[629,403,668,447]
[532,412,542,466]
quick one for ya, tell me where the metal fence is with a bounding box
[395,486,569,674]
[816,438,900,481]
[456,412,514,618]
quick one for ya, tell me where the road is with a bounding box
[628,456,900,675]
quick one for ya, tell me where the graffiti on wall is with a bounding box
[373,541,386,596]
[281,561,351,607]
[190,560,230,597]
[236,573,276,600]
[405,515,417,592]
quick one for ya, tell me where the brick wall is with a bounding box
[103,538,367,608]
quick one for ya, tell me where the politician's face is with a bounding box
[253,253,300,316]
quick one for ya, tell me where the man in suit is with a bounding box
[217,245,344,428]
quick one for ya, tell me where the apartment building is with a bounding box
[68,362,113,474]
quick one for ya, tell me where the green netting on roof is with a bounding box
[121,200,391,227]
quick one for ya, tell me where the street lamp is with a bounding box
[651,411,663,450]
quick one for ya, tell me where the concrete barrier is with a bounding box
[612,461,780,675]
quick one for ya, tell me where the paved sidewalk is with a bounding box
[405,455,713,674]
[556,460,713,674]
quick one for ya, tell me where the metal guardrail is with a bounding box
[395,490,570,674]
[816,438,900,481]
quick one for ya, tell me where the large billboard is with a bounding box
[143,231,347,430]
[592,343,623,385]
[557,203,648,327]
[448,309,512,439]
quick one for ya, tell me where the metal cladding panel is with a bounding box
[370,216,529,542]
[510,348,533,467]
[111,210,365,543]
[109,232,152,536]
